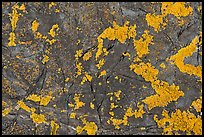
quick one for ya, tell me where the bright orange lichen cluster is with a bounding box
[107,102,145,129]
[95,21,136,61]
[76,117,98,135]
[167,33,202,81]
[130,62,184,110]
[146,2,193,32]
[26,94,52,106]
[8,3,27,46]
[154,109,202,135]
[50,120,60,135]
[133,30,154,58]
[191,97,202,113]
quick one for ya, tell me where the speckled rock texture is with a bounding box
[2,2,202,135]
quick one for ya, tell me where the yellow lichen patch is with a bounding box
[114,90,122,100]
[26,94,41,102]
[146,14,164,32]
[146,2,193,32]
[40,95,52,106]
[49,2,56,9]
[133,30,154,58]
[130,62,159,82]
[161,2,193,19]
[143,81,184,110]
[122,52,131,57]
[2,107,12,117]
[90,102,95,109]
[73,94,85,110]
[70,113,76,119]
[30,113,47,124]
[8,3,27,46]
[8,32,16,46]
[42,55,49,64]
[110,103,118,110]
[65,77,70,82]
[48,24,59,37]
[46,39,56,45]
[133,102,145,118]
[108,103,145,129]
[109,117,124,129]
[50,120,60,135]
[81,72,92,84]
[76,62,83,77]
[9,6,19,31]
[160,63,166,69]
[76,121,98,135]
[167,34,202,80]
[26,94,52,106]
[197,5,202,13]
[154,109,202,135]
[75,49,83,61]
[17,100,35,113]
[55,9,60,13]
[96,58,105,69]
[191,97,202,113]
[98,70,107,78]
[109,111,114,116]
[130,62,184,110]
[2,101,8,107]
[31,20,39,33]
[95,21,136,60]
[83,51,92,61]
[85,72,92,82]
[18,40,32,45]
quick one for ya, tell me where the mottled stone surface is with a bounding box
[2,2,202,135]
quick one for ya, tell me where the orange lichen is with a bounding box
[110,103,118,110]
[75,49,83,61]
[75,62,83,77]
[96,58,105,69]
[108,103,145,129]
[133,30,154,58]
[154,109,202,135]
[2,101,8,107]
[114,90,122,100]
[50,120,60,135]
[49,2,56,9]
[83,51,92,61]
[76,118,98,135]
[130,62,184,110]
[146,2,193,32]
[73,94,85,110]
[42,55,49,64]
[48,24,59,37]
[8,32,16,46]
[191,97,202,113]
[90,102,95,109]
[26,94,52,106]
[146,14,164,32]
[98,70,107,78]
[167,33,202,80]
[81,72,92,84]
[30,113,47,124]
[65,77,70,82]
[40,95,52,106]
[2,107,12,117]
[31,20,39,33]
[17,100,36,113]
[26,94,41,102]
[70,112,76,119]
[160,63,166,69]
[8,3,27,46]
[95,21,136,60]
